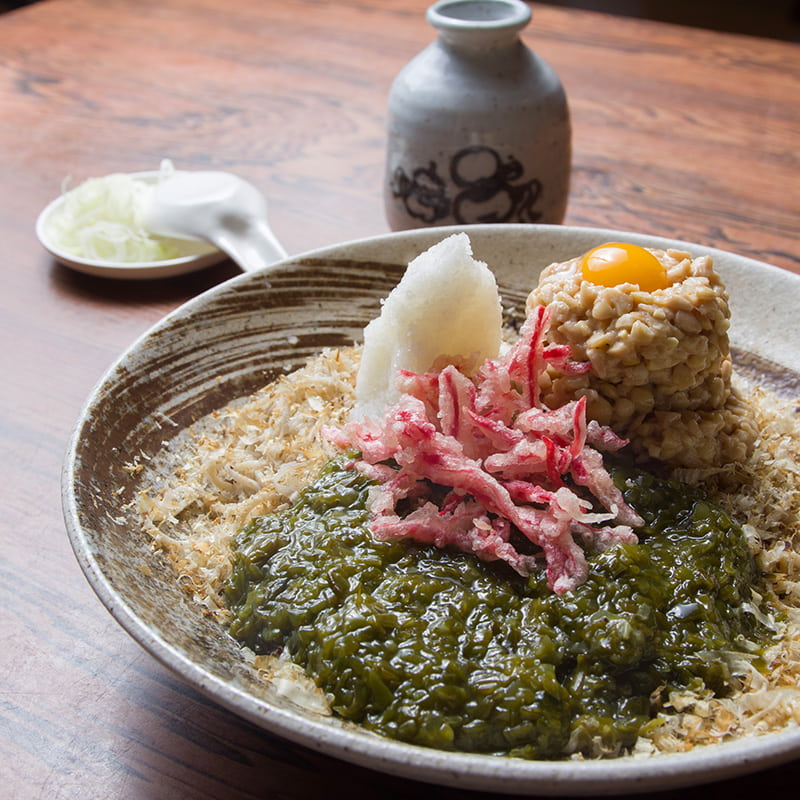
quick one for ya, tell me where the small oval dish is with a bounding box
[36,170,227,279]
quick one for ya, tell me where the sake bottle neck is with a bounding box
[426,0,531,53]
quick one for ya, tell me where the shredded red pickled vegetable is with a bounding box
[327,306,643,594]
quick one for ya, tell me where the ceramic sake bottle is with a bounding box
[384,0,571,230]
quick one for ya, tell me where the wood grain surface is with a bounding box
[1,0,798,798]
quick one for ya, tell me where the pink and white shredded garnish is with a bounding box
[326,306,643,595]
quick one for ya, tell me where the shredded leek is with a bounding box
[45,169,214,263]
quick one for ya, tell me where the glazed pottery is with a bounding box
[384,0,571,230]
[64,223,800,795]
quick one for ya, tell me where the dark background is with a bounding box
[538,0,800,40]
[3,0,800,40]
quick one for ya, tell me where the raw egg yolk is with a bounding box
[580,243,668,292]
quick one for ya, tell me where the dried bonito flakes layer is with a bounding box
[527,248,756,468]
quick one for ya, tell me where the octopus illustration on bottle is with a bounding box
[389,161,450,224]
[390,145,543,225]
[451,146,543,224]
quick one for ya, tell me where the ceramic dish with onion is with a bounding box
[62,224,800,795]
[36,169,226,279]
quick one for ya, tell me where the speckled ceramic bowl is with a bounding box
[62,224,800,795]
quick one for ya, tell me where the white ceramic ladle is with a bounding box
[141,168,288,273]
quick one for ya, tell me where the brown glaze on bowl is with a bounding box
[62,224,800,795]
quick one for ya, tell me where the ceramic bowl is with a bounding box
[62,224,800,794]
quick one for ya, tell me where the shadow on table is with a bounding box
[48,257,243,310]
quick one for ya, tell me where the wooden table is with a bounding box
[2,1,798,797]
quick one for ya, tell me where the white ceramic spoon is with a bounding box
[141,169,288,273]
